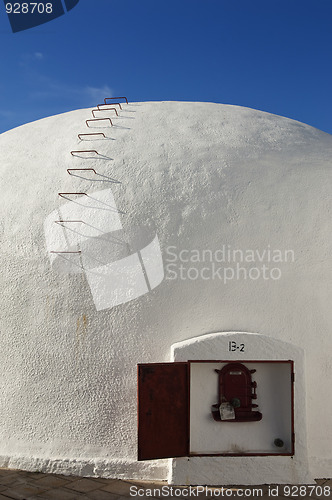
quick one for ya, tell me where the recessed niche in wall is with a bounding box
[138,360,294,460]
[190,360,294,456]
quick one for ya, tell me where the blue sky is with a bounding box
[0,0,331,135]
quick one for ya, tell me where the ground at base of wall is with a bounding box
[0,469,330,500]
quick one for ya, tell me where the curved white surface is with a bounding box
[0,101,331,481]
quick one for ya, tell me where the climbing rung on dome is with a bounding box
[58,192,87,198]
[78,133,106,140]
[86,118,113,127]
[92,106,121,117]
[50,251,81,254]
[104,96,128,104]
[67,168,97,175]
[102,102,122,110]
[96,105,119,115]
[70,150,99,156]
[54,220,84,225]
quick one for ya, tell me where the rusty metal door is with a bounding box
[137,363,189,460]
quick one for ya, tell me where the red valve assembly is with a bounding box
[211,363,263,422]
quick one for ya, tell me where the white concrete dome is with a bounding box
[0,101,331,481]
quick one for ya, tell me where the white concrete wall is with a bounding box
[171,332,312,485]
[0,101,331,482]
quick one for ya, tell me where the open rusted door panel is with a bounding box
[137,363,189,460]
